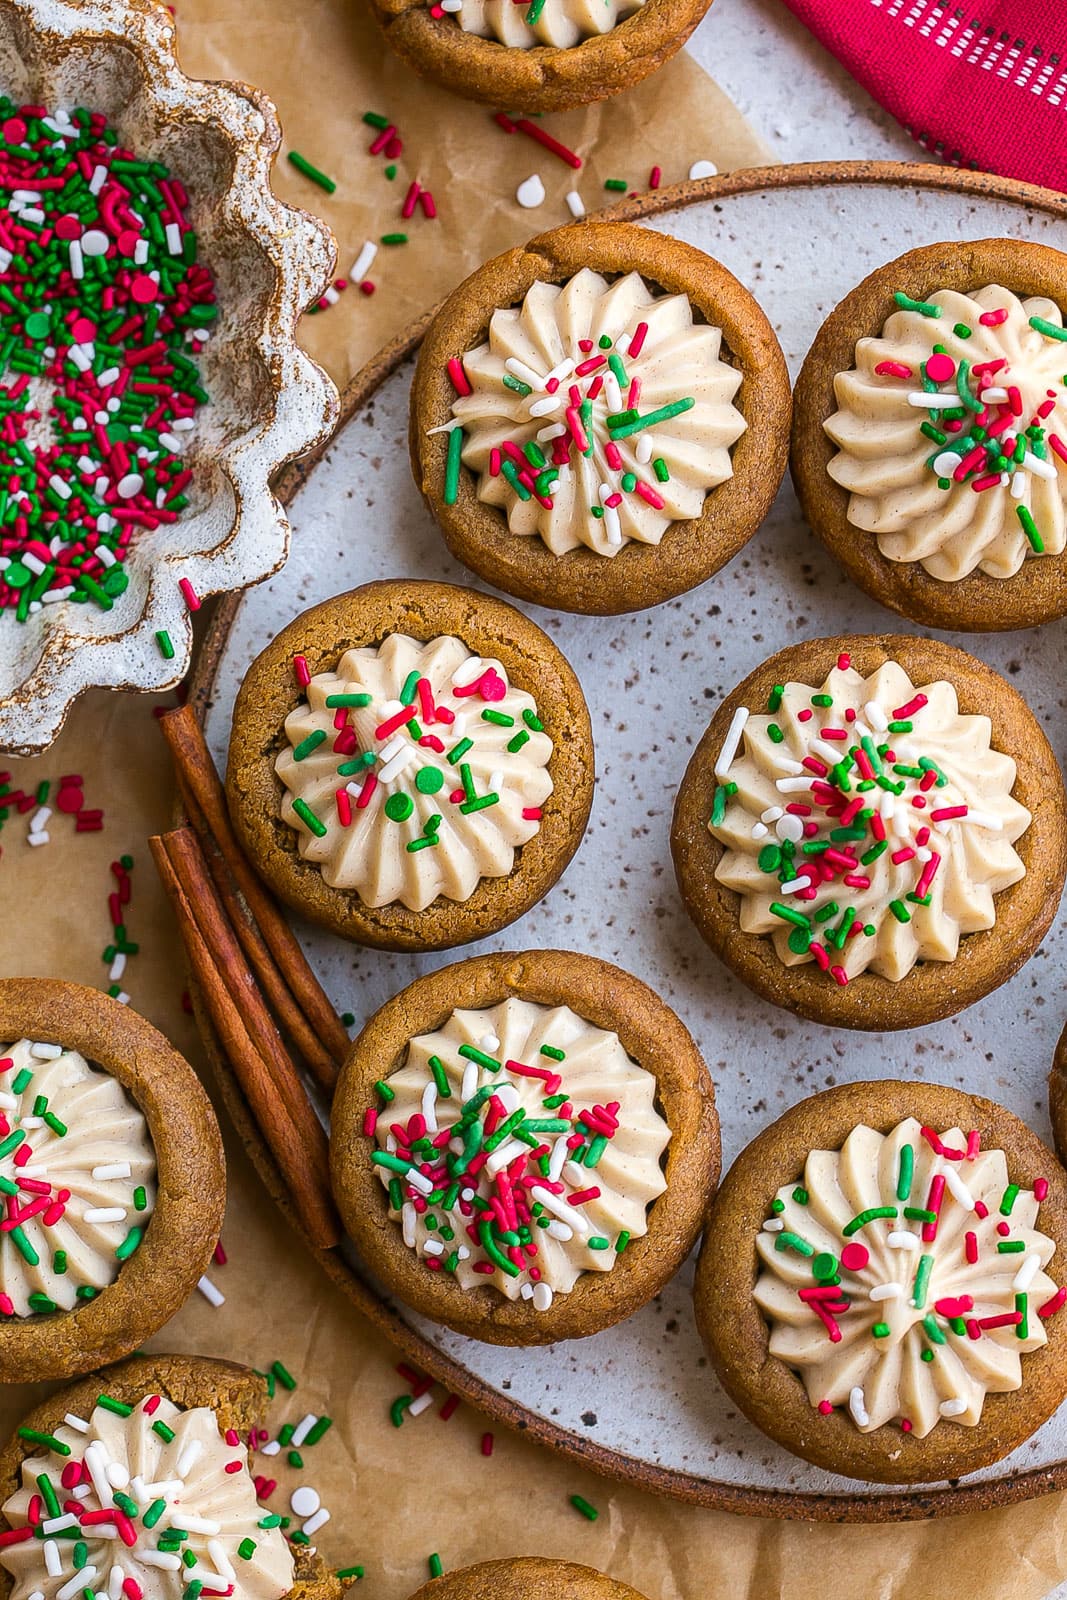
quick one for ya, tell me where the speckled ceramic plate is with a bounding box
[0,0,338,756]
[191,163,1067,1522]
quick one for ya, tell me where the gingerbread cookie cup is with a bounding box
[792,239,1067,631]
[695,1081,1067,1484]
[0,980,224,1383]
[671,634,1066,1031]
[411,222,790,615]
[407,1559,649,1600]
[226,580,593,952]
[330,949,719,1345]
[0,1354,340,1600]
[366,0,714,114]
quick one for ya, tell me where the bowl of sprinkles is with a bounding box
[0,0,338,754]
[671,634,1067,1031]
[365,0,716,115]
[329,948,720,1345]
[792,238,1067,632]
[0,978,225,1383]
[696,1080,1067,1483]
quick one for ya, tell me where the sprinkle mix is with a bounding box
[364,1002,667,1311]
[708,656,1027,986]
[2,1393,290,1600]
[278,637,551,909]
[757,1118,1063,1437]
[443,273,744,556]
[0,100,215,622]
[0,1040,155,1318]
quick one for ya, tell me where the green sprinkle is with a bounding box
[860,839,888,866]
[458,1043,502,1072]
[156,630,175,661]
[448,737,473,764]
[1000,1184,1020,1216]
[903,1207,935,1224]
[336,1568,364,1581]
[375,1080,395,1104]
[291,797,327,837]
[540,1044,565,1061]
[11,1226,39,1265]
[1029,315,1067,342]
[288,1450,303,1469]
[1017,504,1044,552]
[238,1540,257,1561]
[326,693,372,708]
[428,1555,444,1580]
[97,1393,134,1417]
[896,1143,914,1201]
[603,178,629,192]
[383,792,414,823]
[481,708,514,727]
[767,723,784,744]
[144,1499,167,1528]
[912,1254,934,1308]
[1017,1292,1030,1339]
[570,1495,599,1522]
[588,1236,611,1250]
[287,151,336,192]
[153,1421,175,1442]
[843,1206,897,1236]
[998,1238,1026,1253]
[954,322,972,338]
[871,1322,890,1338]
[889,899,911,924]
[381,232,408,245]
[444,424,463,506]
[502,372,532,397]
[775,1231,815,1257]
[607,396,694,439]
[428,1055,451,1098]
[894,291,940,317]
[304,1415,334,1445]
[293,729,327,761]
[38,1473,61,1517]
[18,1427,70,1456]
[271,1360,297,1391]
[116,1227,142,1261]
[922,1313,947,1345]
[616,1230,631,1253]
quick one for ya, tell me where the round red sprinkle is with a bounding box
[56,785,84,814]
[70,317,97,343]
[130,273,158,304]
[817,1400,833,1415]
[2,117,25,143]
[925,353,955,384]
[479,670,506,703]
[117,229,141,256]
[840,1242,869,1272]
[54,214,82,241]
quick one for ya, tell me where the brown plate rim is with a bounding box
[187,160,1067,1523]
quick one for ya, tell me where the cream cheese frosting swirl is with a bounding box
[446,0,645,50]
[365,997,670,1309]
[707,656,1029,985]
[0,1039,155,1318]
[755,1117,1062,1439]
[825,285,1067,580]
[276,633,553,913]
[447,268,746,558]
[0,1393,293,1600]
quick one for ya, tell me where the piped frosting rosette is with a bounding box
[825,286,1067,581]
[276,633,553,913]
[447,268,745,558]
[0,1393,293,1600]
[449,0,645,49]
[755,1117,1063,1438]
[707,654,1029,985]
[0,1039,155,1318]
[365,997,670,1310]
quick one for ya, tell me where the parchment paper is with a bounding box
[1,1,1067,1596]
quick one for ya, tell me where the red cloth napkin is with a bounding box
[778,0,1067,194]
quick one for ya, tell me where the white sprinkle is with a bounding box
[932,450,962,478]
[421,1081,438,1134]
[63,1414,90,1434]
[27,832,50,848]
[939,1396,968,1418]
[848,1387,869,1427]
[461,1062,479,1101]
[868,1283,903,1301]
[425,417,465,436]
[603,504,623,546]
[528,394,562,417]
[761,805,784,823]
[59,1572,96,1600]
[761,1217,784,1233]
[479,1032,499,1053]
[207,1542,236,1586]
[810,738,843,764]
[84,1207,125,1223]
[108,953,127,983]
[197,1274,225,1308]
[81,229,109,256]
[290,1413,318,1448]
[108,1566,124,1600]
[30,1042,63,1059]
[545,358,575,386]
[1013,1252,1043,1293]
[303,1507,331,1538]
[714,706,749,779]
[688,159,718,180]
[636,434,653,464]
[907,391,961,409]
[776,776,814,794]
[981,387,1009,403]
[134,239,149,266]
[407,1391,434,1418]
[961,809,1003,831]
[532,1281,554,1312]
[116,473,144,499]
[423,1239,445,1257]
[565,190,585,218]
[750,823,768,840]
[516,174,545,209]
[105,1463,129,1489]
[504,357,544,391]
[530,1183,590,1234]
[548,1135,570,1183]
[775,814,804,843]
[42,1520,79,1547]
[290,1486,320,1518]
[139,1554,181,1572]
[377,746,416,784]
[350,240,378,282]
[486,1138,527,1176]
[176,1439,202,1479]
[165,222,183,256]
[779,877,808,895]
[260,1440,281,1457]
[44,1542,62,1577]
[887,1231,920,1250]
[536,422,567,442]
[169,1515,219,1536]
[1024,451,1057,480]
[1010,471,1027,499]
[546,1220,573,1241]
[89,165,107,196]
[406,1167,433,1196]
[943,1166,975,1210]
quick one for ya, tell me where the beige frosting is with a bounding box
[369,997,670,1309]
[448,0,644,50]
[709,659,1029,983]
[0,1395,294,1600]
[755,1118,1060,1438]
[449,268,746,557]
[825,285,1067,580]
[0,1039,156,1317]
[276,633,553,913]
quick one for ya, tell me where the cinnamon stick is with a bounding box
[150,831,340,1250]
[160,703,350,1068]
[177,775,338,1093]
